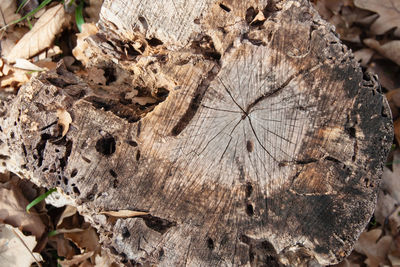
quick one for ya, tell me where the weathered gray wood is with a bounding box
[0,0,393,266]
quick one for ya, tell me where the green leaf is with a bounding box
[16,0,30,14]
[26,17,33,29]
[26,188,57,213]
[75,0,84,32]
[48,230,59,237]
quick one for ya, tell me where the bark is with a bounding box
[0,0,393,266]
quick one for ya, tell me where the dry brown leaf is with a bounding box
[0,172,11,183]
[57,108,72,137]
[387,88,400,109]
[55,228,85,234]
[0,224,43,267]
[100,210,148,218]
[49,234,76,259]
[388,206,400,236]
[56,205,77,227]
[364,39,400,66]
[0,0,21,27]
[0,179,46,239]
[313,0,352,19]
[64,227,100,253]
[333,258,361,267]
[59,251,94,267]
[375,190,398,225]
[389,253,400,266]
[72,23,99,65]
[1,27,29,58]
[381,151,400,202]
[389,235,400,266]
[13,58,45,71]
[353,48,374,67]
[0,66,31,89]
[386,89,400,120]
[354,0,400,36]
[6,4,67,63]
[1,63,11,76]
[34,60,58,71]
[354,229,392,267]
[39,45,63,60]
[367,61,400,91]
[79,260,95,267]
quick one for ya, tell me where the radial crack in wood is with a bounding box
[0,0,393,266]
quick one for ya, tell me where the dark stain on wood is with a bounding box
[171,65,220,136]
[246,140,254,152]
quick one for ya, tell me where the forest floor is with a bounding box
[0,0,400,266]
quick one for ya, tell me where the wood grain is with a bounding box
[0,0,393,266]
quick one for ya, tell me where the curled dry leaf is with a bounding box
[64,227,100,253]
[0,0,21,27]
[386,88,400,120]
[333,258,361,267]
[34,60,58,72]
[354,228,392,267]
[100,210,149,218]
[312,0,352,20]
[0,172,10,183]
[1,27,29,58]
[13,59,45,71]
[37,45,63,61]
[0,179,46,239]
[367,61,400,91]
[353,48,374,67]
[54,228,85,235]
[380,151,400,203]
[354,0,400,37]
[0,65,31,89]
[375,189,398,225]
[73,23,99,66]
[57,108,72,137]
[58,251,94,267]
[364,39,400,66]
[388,235,400,266]
[0,224,43,267]
[386,89,400,108]
[388,206,400,236]
[49,234,77,259]
[6,4,67,63]
[56,205,77,227]
[389,253,400,266]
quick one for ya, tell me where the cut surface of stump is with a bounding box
[0,0,393,266]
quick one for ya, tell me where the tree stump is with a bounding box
[0,0,393,266]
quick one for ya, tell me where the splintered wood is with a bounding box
[0,0,393,266]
